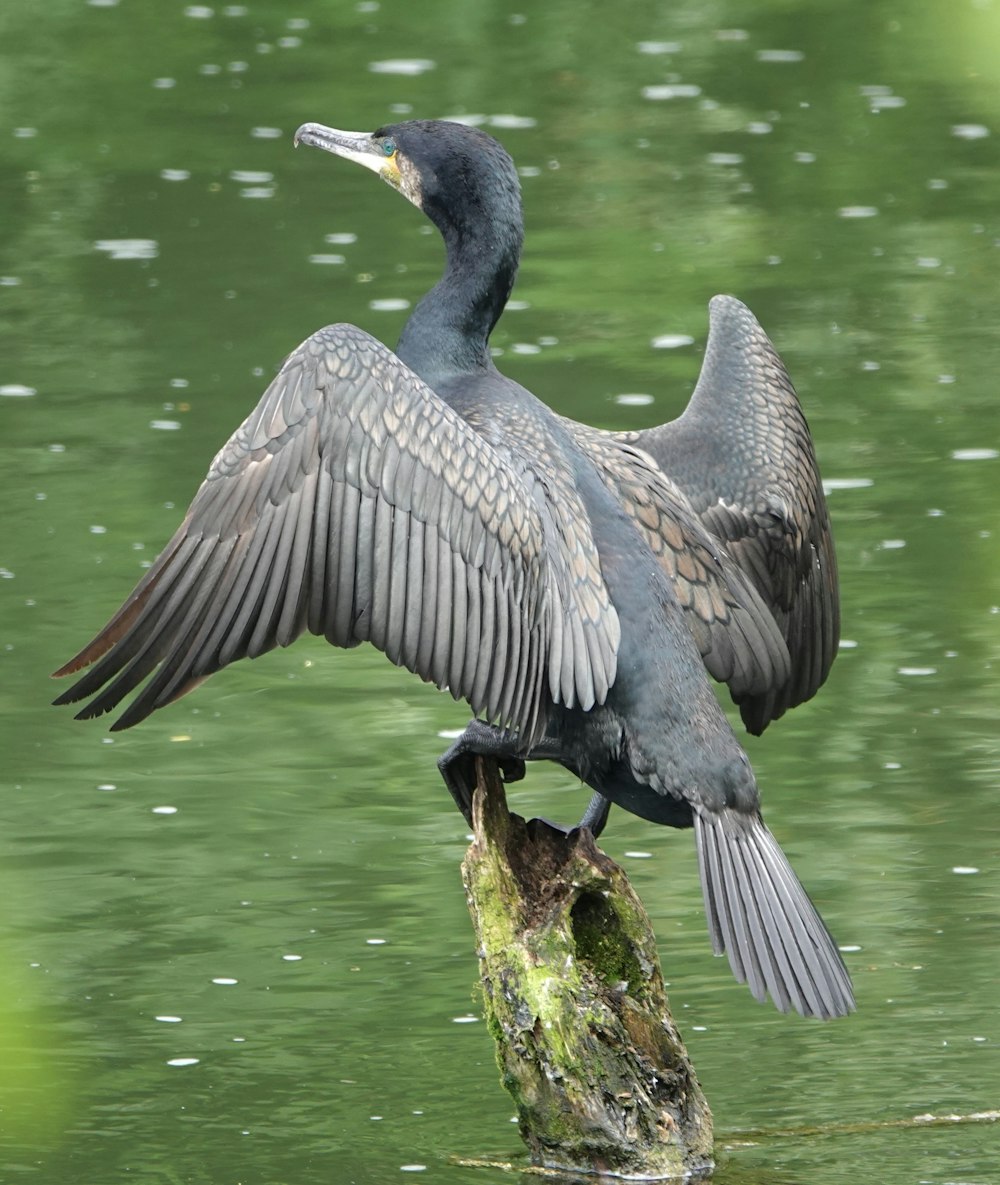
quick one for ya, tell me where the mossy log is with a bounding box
[461,758,714,1179]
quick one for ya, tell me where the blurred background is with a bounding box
[2,1,998,1182]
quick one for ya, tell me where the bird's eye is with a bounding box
[381,138,396,157]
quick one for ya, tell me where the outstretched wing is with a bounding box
[569,424,790,700]
[53,324,617,743]
[625,295,839,733]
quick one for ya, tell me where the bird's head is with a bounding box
[294,118,522,245]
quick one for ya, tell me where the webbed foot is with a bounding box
[437,720,526,826]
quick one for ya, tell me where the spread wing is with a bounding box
[623,295,839,733]
[569,424,791,700]
[53,324,619,743]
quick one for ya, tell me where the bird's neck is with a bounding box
[395,217,521,388]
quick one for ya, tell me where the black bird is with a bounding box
[53,119,852,1018]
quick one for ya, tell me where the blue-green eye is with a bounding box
[381,138,396,157]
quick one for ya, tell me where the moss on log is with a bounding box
[461,758,714,1179]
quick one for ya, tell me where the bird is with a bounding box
[52,118,852,1018]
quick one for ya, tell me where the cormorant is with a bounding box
[53,119,852,1018]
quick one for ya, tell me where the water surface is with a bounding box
[2,2,999,1182]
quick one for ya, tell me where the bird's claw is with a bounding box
[498,756,526,784]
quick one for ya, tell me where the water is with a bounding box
[3,1,999,1181]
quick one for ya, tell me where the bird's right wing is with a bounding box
[567,424,791,702]
[52,325,611,744]
[623,296,839,733]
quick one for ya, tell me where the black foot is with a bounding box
[536,791,612,839]
[437,720,526,826]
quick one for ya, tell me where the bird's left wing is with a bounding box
[53,325,567,744]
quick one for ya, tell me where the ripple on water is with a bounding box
[0,384,36,398]
[838,206,879,219]
[952,124,990,140]
[636,41,682,55]
[369,299,411,312]
[952,448,998,461]
[651,333,694,349]
[94,239,158,260]
[756,49,805,62]
[823,477,874,492]
[368,59,436,76]
[614,393,654,407]
[642,84,702,100]
[489,115,537,130]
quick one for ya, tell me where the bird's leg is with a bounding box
[536,791,613,839]
[438,722,613,838]
[437,719,526,826]
[577,791,612,838]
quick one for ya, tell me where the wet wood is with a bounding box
[461,757,713,1179]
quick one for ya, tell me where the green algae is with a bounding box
[461,758,713,1179]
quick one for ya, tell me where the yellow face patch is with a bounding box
[391,153,424,209]
[381,155,402,186]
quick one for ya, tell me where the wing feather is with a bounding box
[625,296,839,732]
[53,325,619,744]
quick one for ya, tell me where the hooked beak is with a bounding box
[294,122,388,178]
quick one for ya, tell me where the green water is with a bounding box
[3,2,999,1182]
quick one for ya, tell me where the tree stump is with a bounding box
[461,758,714,1179]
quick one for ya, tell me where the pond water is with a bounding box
[2,2,999,1183]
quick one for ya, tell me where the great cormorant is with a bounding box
[53,119,851,1018]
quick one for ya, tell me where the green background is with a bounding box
[2,1,998,1182]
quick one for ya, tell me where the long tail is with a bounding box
[694,809,855,1019]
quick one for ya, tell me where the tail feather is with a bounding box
[694,809,855,1019]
